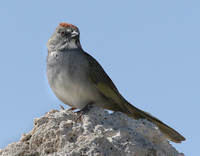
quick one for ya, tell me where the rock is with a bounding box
[0,107,184,156]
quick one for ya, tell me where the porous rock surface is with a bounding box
[0,107,184,156]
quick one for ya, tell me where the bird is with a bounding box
[46,22,186,143]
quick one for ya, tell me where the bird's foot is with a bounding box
[75,101,94,121]
[70,107,77,111]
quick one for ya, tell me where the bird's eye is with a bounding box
[60,30,66,36]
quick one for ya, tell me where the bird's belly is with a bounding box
[52,73,103,109]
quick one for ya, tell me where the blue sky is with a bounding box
[0,1,199,155]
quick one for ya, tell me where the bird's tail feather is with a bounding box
[123,102,186,143]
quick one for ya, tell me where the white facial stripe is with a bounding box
[59,39,78,50]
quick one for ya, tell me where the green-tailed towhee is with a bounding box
[46,22,185,143]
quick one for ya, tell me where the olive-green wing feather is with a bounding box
[84,52,186,143]
[84,52,130,114]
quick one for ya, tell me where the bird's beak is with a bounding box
[71,31,79,38]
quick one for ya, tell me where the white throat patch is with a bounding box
[67,39,78,49]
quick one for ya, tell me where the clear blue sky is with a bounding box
[0,1,199,155]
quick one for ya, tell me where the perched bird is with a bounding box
[46,22,186,143]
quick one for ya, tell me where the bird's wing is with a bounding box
[84,52,186,143]
[84,52,131,114]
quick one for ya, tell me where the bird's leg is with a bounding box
[75,101,94,121]
[60,105,77,111]
[60,105,65,110]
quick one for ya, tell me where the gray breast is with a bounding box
[47,50,88,85]
[46,50,95,108]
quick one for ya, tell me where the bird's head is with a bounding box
[47,22,82,51]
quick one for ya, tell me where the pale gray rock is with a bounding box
[0,107,184,156]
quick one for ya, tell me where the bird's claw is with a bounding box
[75,101,94,121]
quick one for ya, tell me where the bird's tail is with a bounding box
[123,101,186,143]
